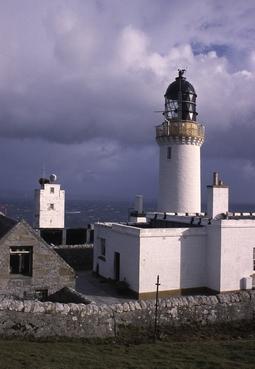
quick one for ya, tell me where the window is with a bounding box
[35,289,48,301]
[100,238,106,256]
[10,247,33,276]
[167,147,172,159]
[50,187,54,193]
[49,203,54,210]
[253,248,255,271]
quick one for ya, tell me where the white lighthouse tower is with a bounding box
[156,70,205,213]
[34,174,65,229]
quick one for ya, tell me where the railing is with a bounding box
[156,121,205,140]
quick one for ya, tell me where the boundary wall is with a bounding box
[0,291,254,338]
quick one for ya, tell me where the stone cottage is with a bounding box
[0,214,75,299]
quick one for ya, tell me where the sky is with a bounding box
[0,0,255,205]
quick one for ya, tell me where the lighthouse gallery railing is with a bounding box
[156,121,205,140]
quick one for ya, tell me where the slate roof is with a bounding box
[0,214,17,239]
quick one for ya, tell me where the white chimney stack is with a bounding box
[134,195,143,214]
[207,172,229,218]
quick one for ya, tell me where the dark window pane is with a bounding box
[167,147,172,159]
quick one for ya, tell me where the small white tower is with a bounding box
[156,70,205,214]
[34,174,65,229]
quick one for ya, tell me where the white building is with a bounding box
[34,174,65,229]
[93,71,255,298]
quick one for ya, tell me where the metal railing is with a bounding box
[156,121,205,140]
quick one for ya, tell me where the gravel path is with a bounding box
[75,271,135,305]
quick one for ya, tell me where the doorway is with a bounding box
[114,252,120,281]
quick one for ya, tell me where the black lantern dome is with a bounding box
[164,69,197,121]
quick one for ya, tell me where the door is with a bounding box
[114,252,120,281]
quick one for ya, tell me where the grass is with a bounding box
[0,323,254,369]
[0,338,254,369]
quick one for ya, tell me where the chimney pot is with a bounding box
[213,172,219,186]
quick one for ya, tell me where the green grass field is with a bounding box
[0,324,254,369]
[0,338,254,369]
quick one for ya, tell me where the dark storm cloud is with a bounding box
[0,0,255,201]
[0,76,156,145]
[0,137,157,201]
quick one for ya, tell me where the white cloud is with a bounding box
[117,26,149,69]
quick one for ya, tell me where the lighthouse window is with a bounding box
[49,203,54,210]
[167,147,172,159]
[253,248,255,271]
[50,187,54,193]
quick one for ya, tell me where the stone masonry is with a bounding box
[0,219,75,298]
[0,290,254,338]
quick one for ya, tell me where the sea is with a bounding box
[0,199,155,228]
[0,199,254,228]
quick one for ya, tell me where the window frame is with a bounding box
[35,289,48,301]
[100,238,106,256]
[98,238,106,261]
[10,246,33,277]
[167,146,172,159]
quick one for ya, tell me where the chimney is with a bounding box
[128,195,146,223]
[213,172,219,186]
[134,195,143,215]
[207,172,229,218]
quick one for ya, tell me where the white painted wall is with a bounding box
[129,216,147,223]
[207,186,229,218]
[157,141,201,213]
[93,218,255,295]
[206,223,221,292]
[94,223,206,294]
[139,227,206,293]
[34,184,65,229]
[93,223,140,292]
[219,219,255,291]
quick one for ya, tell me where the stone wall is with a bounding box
[0,290,254,338]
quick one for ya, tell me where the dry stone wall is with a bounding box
[0,291,254,338]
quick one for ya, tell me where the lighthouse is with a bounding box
[156,70,205,213]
